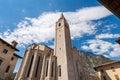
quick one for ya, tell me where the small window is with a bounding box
[59,48,61,50]
[0,60,3,66]
[5,65,10,73]
[115,75,120,80]
[58,23,61,26]
[58,65,61,77]
[2,49,8,54]
[11,57,14,61]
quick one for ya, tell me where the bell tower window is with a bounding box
[58,65,61,77]
[58,23,61,26]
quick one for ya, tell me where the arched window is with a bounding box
[35,56,40,77]
[58,65,61,77]
[51,62,54,77]
[58,23,61,26]
[27,55,34,77]
[46,61,49,77]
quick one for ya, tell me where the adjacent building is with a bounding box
[98,0,120,18]
[94,61,120,80]
[116,37,120,44]
[0,39,21,80]
[15,14,90,80]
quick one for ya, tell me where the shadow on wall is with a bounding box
[100,70,111,80]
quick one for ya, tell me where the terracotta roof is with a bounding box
[14,53,22,59]
[0,38,19,51]
[94,61,120,69]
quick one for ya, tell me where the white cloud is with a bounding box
[110,44,120,57]
[0,6,112,47]
[96,33,120,39]
[82,39,120,57]
[66,6,112,21]
[103,24,117,32]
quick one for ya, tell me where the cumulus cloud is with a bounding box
[65,6,112,21]
[96,33,120,39]
[82,39,120,57]
[0,6,111,47]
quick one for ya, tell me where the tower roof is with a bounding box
[60,13,64,18]
[57,13,69,27]
[59,13,66,20]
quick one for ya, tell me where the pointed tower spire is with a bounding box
[60,13,64,18]
[59,13,66,20]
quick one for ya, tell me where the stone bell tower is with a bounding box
[54,13,75,80]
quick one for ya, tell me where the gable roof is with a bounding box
[0,38,19,51]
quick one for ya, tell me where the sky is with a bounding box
[0,0,120,72]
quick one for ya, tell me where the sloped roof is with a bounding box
[0,38,19,51]
[14,53,22,59]
[94,61,120,69]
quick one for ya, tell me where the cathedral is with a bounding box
[15,14,90,80]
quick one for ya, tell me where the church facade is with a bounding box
[15,14,90,80]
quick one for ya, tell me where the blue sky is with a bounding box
[0,0,120,72]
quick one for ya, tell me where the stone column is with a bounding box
[17,49,32,80]
[29,51,38,80]
[47,54,52,80]
[40,55,46,80]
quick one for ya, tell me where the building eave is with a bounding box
[14,53,22,59]
[0,38,19,51]
[98,0,120,18]
[94,61,120,69]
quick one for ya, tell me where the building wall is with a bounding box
[95,62,120,80]
[4,55,19,80]
[72,47,90,80]
[54,16,75,80]
[15,44,54,80]
[0,40,15,80]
